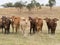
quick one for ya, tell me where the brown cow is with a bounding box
[44,17,59,34]
[35,17,43,32]
[11,16,20,33]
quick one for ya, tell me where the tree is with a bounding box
[45,4,49,6]
[31,0,36,6]
[41,4,44,6]
[35,2,41,12]
[14,1,25,12]
[26,3,34,12]
[26,0,41,12]
[2,2,13,8]
[14,1,23,9]
[36,2,41,9]
[26,0,36,12]
[31,0,41,11]
[49,0,56,10]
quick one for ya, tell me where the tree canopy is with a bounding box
[2,2,13,8]
[49,0,56,9]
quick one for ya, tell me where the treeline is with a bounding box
[1,0,56,11]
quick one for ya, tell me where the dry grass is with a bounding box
[0,6,60,45]
[0,6,60,18]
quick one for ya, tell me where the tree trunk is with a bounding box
[50,7,52,10]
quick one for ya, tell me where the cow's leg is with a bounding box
[51,28,55,34]
[37,26,41,32]
[16,27,17,33]
[48,27,51,34]
[7,28,10,34]
[54,27,56,34]
[8,25,10,33]
[39,28,42,32]
[11,23,14,33]
[9,27,10,33]
[2,26,3,33]
[35,26,37,32]
[23,29,25,35]
[53,29,55,34]
[18,24,20,30]
[51,28,54,34]
[40,23,43,32]
[51,30,54,34]
[6,28,8,34]
[13,27,14,32]
[8,30,9,34]
[5,28,7,34]
[30,27,32,34]
[35,27,37,33]
[48,29,50,34]
[37,28,40,32]
[33,27,35,34]
[54,26,56,34]
[12,25,14,33]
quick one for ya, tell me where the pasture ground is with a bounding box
[0,6,60,45]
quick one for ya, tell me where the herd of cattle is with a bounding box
[0,16,59,35]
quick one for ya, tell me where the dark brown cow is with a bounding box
[29,17,37,34]
[11,16,20,33]
[44,17,59,34]
[1,16,11,34]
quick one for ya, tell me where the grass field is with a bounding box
[0,6,60,45]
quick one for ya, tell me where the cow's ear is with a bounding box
[44,18,47,20]
[44,18,46,20]
[44,17,48,20]
[53,18,59,22]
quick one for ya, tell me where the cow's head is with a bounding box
[44,17,51,23]
[53,18,59,22]
[28,17,32,21]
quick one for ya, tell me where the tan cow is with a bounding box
[20,17,30,37]
[11,16,20,33]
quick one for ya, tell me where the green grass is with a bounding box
[0,29,60,45]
